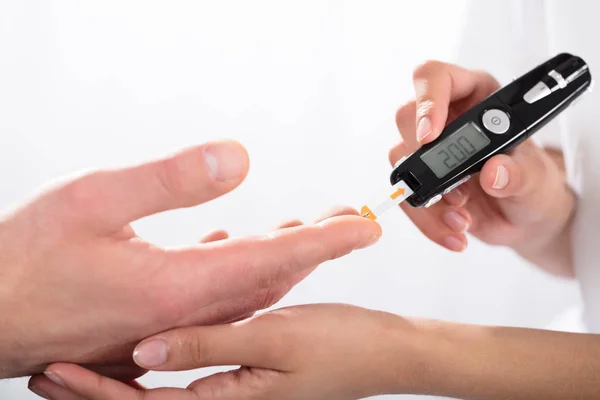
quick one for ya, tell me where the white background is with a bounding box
[0,1,581,399]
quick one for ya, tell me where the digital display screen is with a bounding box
[420,122,490,178]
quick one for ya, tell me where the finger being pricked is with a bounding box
[190,206,364,326]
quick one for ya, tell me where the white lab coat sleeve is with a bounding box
[452,0,563,150]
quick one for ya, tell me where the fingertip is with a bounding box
[316,214,382,248]
[29,374,81,400]
[44,365,70,388]
[352,216,384,248]
[28,374,45,388]
[44,363,139,399]
[133,338,168,369]
[200,230,230,243]
[316,205,359,222]
[361,218,383,243]
[443,235,468,252]
[442,209,471,234]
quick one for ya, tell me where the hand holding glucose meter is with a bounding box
[362,53,592,220]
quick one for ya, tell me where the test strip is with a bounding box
[361,180,413,221]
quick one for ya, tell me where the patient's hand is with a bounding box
[0,140,381,380]
[33,304,419,400]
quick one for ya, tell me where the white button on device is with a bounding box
[393,156,407,168]
[482,109,510,134]
[423,194,442,208]
[443,175,471,195]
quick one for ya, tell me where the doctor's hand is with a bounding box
[0,140,381,380]
[32,304,420,400]
[390,61,575,276]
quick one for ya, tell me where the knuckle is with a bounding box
[158,150,211,204]
[158,155,194,201]
[138,390,149,400]
[230,288,285,318]
[395,101,416,127]
[59,172,94,204]
[257,286,287,310]
[253,314,295,363]
[185,331,212,368]
[94,371,111,394]
[254,274,290,310]
[472,69,501,91]
[244,371,279,400]
[253,248,305,292]
[415,99,435,118]
[136,254,186,326]
[253,264,282,292]
[58,171,103,213]
[230,368,278,400]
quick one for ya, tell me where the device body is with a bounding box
[390,53,592,208]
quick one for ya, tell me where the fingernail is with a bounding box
[417,117,432,142]
[443,211,469,233]
[203,141,248,181]
[133,339,168,368]
[444,236,466,252]
[44,371,66,388]
[28,385,52,400]
[492,165,509,189]
[443,187,464,206]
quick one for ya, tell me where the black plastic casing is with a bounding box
[390,53,592,207]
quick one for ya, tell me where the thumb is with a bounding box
[52,140,249,233]
[479,140,549,200]
[132,315,288,372]
[477,139,573,227]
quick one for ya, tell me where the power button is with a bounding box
[482,109,510,134]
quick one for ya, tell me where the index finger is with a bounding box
[164,215,382,311]
[412,61,494,144]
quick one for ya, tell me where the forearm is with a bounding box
[400,319,600,399]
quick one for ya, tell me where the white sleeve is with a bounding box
[452,0,562,149]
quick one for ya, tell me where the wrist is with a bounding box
[375,315,455,396]
[386,318,485,397]
[514,184,576,276]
